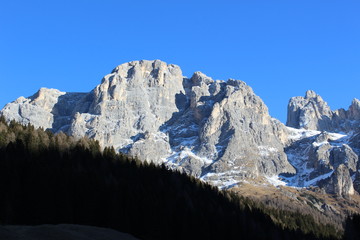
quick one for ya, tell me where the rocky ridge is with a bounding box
[287,90,360,132]
[1,60,294,189]
[1,60,359,198]
[284,91,360,197]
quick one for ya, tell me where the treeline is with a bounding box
[0,117,342,239]
[236,187,345,232]
[246,198,340,238]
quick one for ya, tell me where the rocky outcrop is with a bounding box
[0,60,295,188]
[349,131,360,150]
[321,164,355,198]
[287,90,360,133]
[164,73,295,182]
[284,127,359,196]
[2,60,358,196]
[305,133,357,175]
[330,144,358,172]
[68,60,183,157]
[1,88,86,131]
[286,90,333,131]
[284,90,360,196]
[348,98,360,120]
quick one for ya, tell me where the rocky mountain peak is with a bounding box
[287,91,360,133]
[1,87,79,130]
[287,90,333,131]
[0,59,297,189]
[2,60,359,197]
[190,71,214,86]
[323,164,355,198]
[305,90,318,99]
[109,60,181,85]
[285,90,360,197]
[349,98,360,120]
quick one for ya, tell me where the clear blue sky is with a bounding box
[1,1,359,123]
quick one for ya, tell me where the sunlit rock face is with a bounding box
[67,60,185,157]
[1,88,86,131]
[287,90,333,131]
[319,164,355,198]
[2,60,360,196]
[287,90,360,133]
[285,91,360,197]
[1,60,295,189]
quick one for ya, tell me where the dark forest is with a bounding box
[0,116,358,240]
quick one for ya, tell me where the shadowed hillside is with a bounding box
[0,117,342,239]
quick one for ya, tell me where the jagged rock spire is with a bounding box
[287,90,333,131]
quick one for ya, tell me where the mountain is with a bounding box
[285,91,360,197]
[1,60,359,200]
[287,90,360,132]
[0,118,338,240]
[0,60,294,187]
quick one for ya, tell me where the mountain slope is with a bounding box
[1,60,294,189]
[1,60,360,198]
[284,91,360,197]
[0,117,339,240]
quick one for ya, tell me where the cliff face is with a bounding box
[1,60,359,196]
[1,60,295,188]
[287,90,360,133]
[162,73,295,183]
[285,91,360,197]
[286,90,333,131]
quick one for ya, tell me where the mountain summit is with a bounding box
[287,90,360,132]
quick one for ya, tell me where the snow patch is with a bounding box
[304,171,333,187]
[200,170,245,190]
[179,148,214,165]
[312,141,329,147]
[286,127,320,141]
[266,175,287,187]
[178,136,198,147]
[328,132,347,141]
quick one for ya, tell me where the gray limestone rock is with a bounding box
[307,141,332,179]
[321,164,354,198]
[3,60,358,197]
[330,144,358,172]
[350,131,360,151]
[161,72,295,184]
[197,79,295,178]
[67,60,184,161]
[286,90,333,131]
[285,91,360,195]
[287,91,360,133]
[127,132,171,164]
[1,88,86,131]
[284,128,358,196]
[348,98,360,120]
[0,60,296,189]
